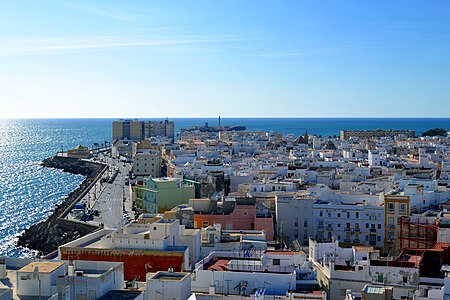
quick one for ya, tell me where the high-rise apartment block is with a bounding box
[112,118,175,141]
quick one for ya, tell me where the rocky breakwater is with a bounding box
[17,156,107,255]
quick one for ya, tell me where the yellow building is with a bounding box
[67,145,90,159]
[112,121,125,140]
[130,121,144,140]
[384,194,410,255]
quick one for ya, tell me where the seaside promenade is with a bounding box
[17,149,134,256]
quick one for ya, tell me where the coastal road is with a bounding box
[69,153,133,229]
[93,154,132,229]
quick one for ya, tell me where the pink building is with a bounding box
[194,204,274,240]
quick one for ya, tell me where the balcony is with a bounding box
[387,224,396,229]
[344,239,352,243]
[369,240,377,246]
[345,227,351,231]
[326,225,333,230]
[354,228,361,232]
[318,224,324,229]
[353,239,361,243]
[370,228,377,233]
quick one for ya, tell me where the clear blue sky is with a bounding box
[1,1,449,118]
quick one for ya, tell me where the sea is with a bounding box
[1,117,450,257]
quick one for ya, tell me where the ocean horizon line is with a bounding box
[2,116,450,120]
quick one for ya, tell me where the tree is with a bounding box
[422,128,447,137]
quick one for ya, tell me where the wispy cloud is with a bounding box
[0,35,244,57]
[63,2,136,22]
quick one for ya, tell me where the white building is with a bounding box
[200,223,267,256]
[275,194,315,246]
[313,200,385,248]
[191,251,303,296]
[133,148,162,177]
[59,260,125,300]
[309,239,420,299]
[16,261,66,299]
[146,271,191,300]
[9,258,124,300]
[98,219,200,270]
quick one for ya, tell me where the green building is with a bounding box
[135,177,195,213]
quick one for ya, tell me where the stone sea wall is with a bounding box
[17,156,107,255]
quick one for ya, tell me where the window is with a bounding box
[399,203,406,214]
[337,213,341,217]
[388,231,395,239]
[294,233,298,239]
[347,212,350,218]
[366,223,369,228]
[403,275,408,283]
[273,259,280,265]
[337,223,341,228]
[356,212,359,218]
[388,217,394,227]
[304,220,308,227]
[377,224,381,229]
[377,274,384,283]
[243,211,248,216]
[294,218,298,227]
[377,236,381,241]
[387,203,395,212]
[202,221,209,227]
[319,211,323,217]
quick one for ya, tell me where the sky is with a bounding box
[0,1,450,118]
